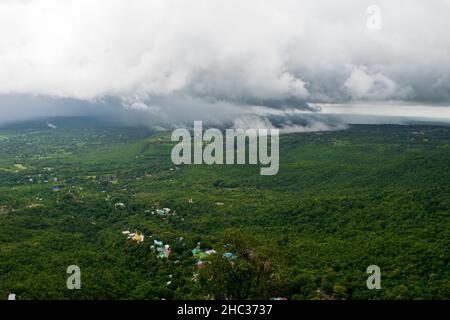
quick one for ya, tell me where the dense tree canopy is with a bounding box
[0,119,449,299]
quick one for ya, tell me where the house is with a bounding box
[223,252,236,260]
[131,233,144,242]
[100,175,118,183]
[115,202,126,209]
[192,247,216,260]
[124,231,144,242]
[153,240,170,258]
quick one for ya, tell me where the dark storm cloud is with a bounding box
[0,0,450,127]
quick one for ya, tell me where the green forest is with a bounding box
[0,118,449,300]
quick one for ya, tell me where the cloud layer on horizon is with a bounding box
[0,0,450,126]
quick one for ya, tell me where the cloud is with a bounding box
[0,0,450,127]
[343,65,413,101]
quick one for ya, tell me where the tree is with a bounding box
[198,230,284,299]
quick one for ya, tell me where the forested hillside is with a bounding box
[0,120,449,299]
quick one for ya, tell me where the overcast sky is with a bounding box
[0,0,449,127]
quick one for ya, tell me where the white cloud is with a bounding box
[343,65,413,100]
[0,0,450,126]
